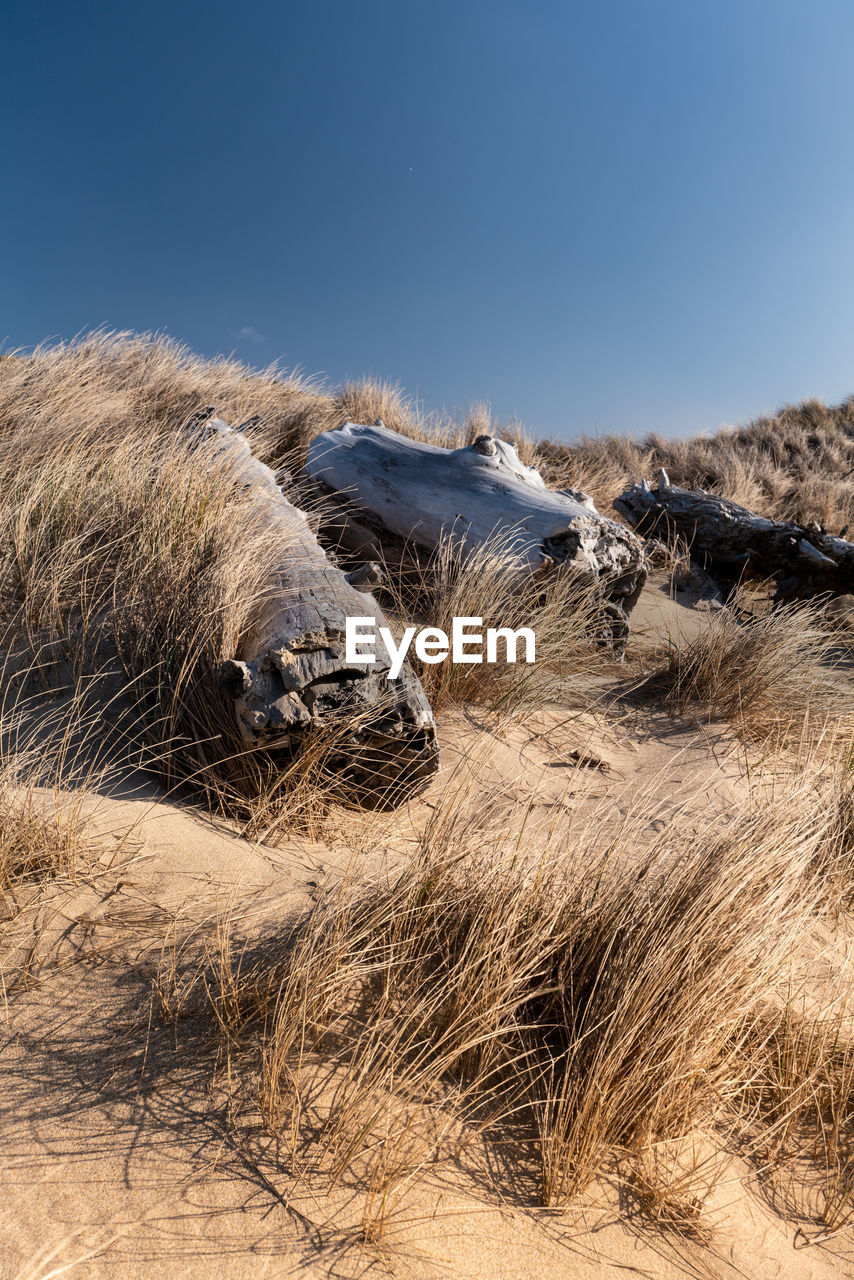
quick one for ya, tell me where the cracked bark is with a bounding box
[192,413,439,808]
[304,421,647,653]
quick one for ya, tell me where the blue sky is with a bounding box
[4,1,854,439]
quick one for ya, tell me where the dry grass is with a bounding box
[9,329,854,1251]
[377,527,605,717]
[0,667,111,885]
[651,591,846,741]
[0,785,84,904]
[534,395,854,532]
[0,332,544,831]
[0,332,478,471]
[0,422,289,821]
[0,365,399,831]
[7,331,854,528]
[733,968,854,1241]
[0,659,125,995]
[157,761,854,1242]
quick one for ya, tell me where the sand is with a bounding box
[2,574,852,1280]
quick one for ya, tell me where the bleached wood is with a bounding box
[305,422,647,649]
[615,473,854,598]
[197,414,439,807]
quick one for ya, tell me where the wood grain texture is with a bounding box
[304,421,647,651]
[198,415,439,807]
[615,470,854,598]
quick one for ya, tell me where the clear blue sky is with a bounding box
[4,1,854,439]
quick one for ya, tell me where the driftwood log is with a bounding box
[304,421,647,651]
[195,414,439,808]
[615,470,854,598]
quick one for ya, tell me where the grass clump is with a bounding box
[173,769,846,1240]
[0,667,123,992]
[0,425,287,820]
[653,593,843,740]
[378,527,604,717]
[0,331,620,826]
[0,785,84,901]
[735,987,854,1243]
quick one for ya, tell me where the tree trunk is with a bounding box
[615,470,854,598]
[197,414,439,808]
[304,421,647,652]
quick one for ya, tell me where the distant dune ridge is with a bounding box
[2,332,854,1278]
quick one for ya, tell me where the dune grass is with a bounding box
[7,331,854,529]
[7,330,854,1250]
[0,420,288,820]
[0,341,394,831]
[376,527,605,716]
[650,591,846,741]
[0,660,127,994]
[0,330,472,472]
[0,332,612,826]
[153,760,854,1242]
[535,395,854,532]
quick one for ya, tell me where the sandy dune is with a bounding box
[1,576,851,1280]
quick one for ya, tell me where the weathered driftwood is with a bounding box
[615,470,854,598]
[304,421,647,650]
[195,414,439,807]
